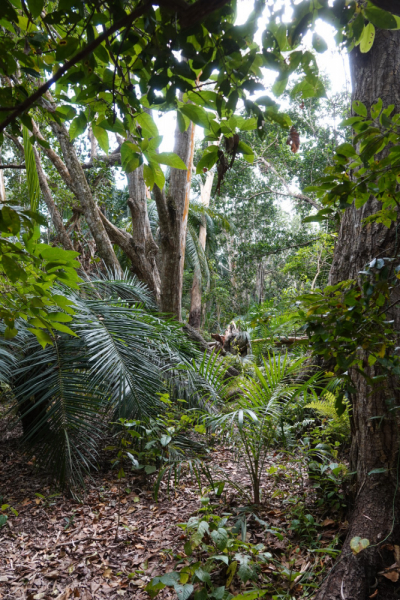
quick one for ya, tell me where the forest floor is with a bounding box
[0,414,347,600]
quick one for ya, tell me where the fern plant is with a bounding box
[305,391,351,443]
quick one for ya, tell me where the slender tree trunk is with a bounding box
[33,147,74,252]
[48,119,122,276]
[156,114,196,319]
[315,29,400,600]
[126,166,161,302]
[189,168,214,328]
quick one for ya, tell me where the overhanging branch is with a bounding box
[0,0,231,133]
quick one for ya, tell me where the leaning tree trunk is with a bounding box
[315,29,400,600]
[188,168,214,328]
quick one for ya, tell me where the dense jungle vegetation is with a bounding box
[1,0,400,599]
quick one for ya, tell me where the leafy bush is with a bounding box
[146,498,271,600]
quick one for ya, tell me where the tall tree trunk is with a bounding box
[125,166,161,301]
[315,29,400,600]
[156,115,196,319]
[33,147,75,252]
[189,169,214,328]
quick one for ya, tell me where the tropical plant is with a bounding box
[208,353,322,504]
[1,273,227,491]
[146,499,271,600]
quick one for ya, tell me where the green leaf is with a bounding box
[210,528,228,551]
[368,467,387,475]
[336,143,357,157]
[0,515,8,528]
[237,141,254,163]
[92,124,109,154]
[180,105,211,129]
[27,328,54,348]
[174,583,194,600]
[235,116,258,131]
[69,113,88,140]
[149,161,165,189]
[371,98,383,119]
[234,592,266,600]
[136,112,159,137]
[1,255,27,283]
[153,152,187,170]
[359,23,375,53]
[1,206,21,235]
[272,76,288,97]
[312,32,328,53]
[364,6,397,30]
[27,0,45,18]
[145,580,166,598]
[350,536,370,554]
[352,101,368,117]
[120,141,142,174]
[143,164,155,189]
[160,434,171,446]
[145,465,157,474]
[160,573,180,586]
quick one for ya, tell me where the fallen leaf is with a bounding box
[322,518,335,527]
[103,568,113,578]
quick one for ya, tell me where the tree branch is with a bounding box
[258,157,322,211]
[0,0,231,133]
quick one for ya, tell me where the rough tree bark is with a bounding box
[188,168,214,328]
[32,147,75,252]
[315,29,400,600]
[155,115,196,319]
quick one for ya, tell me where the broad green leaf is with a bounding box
[180,104,211,129]
[350,536,370,554]
[69,113,88,140]
[359,23,375,53]
[92,124,109,154]
[143,164,155,189]
[371,98,383,119]
[174,583,194,600]
[153,152,187,170]
[272,76,288,96]
[136,112,158,137]
[145,465,157,474]
[50,322,77,336]
[149,161,165,189]
[1,255,27,283]
[1,206,21,235]
[237,141,254,163]
[27,0,45,18]
[120,141,142,173]
[160,573,180,586]
[160,434,171,446]
[336,143,357,157]
[145,580,166,599]
[364,6,397,30]
[312,32,328,53]
[352,100,368,117]
[235,116,258,131]
[210,527,228,551]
